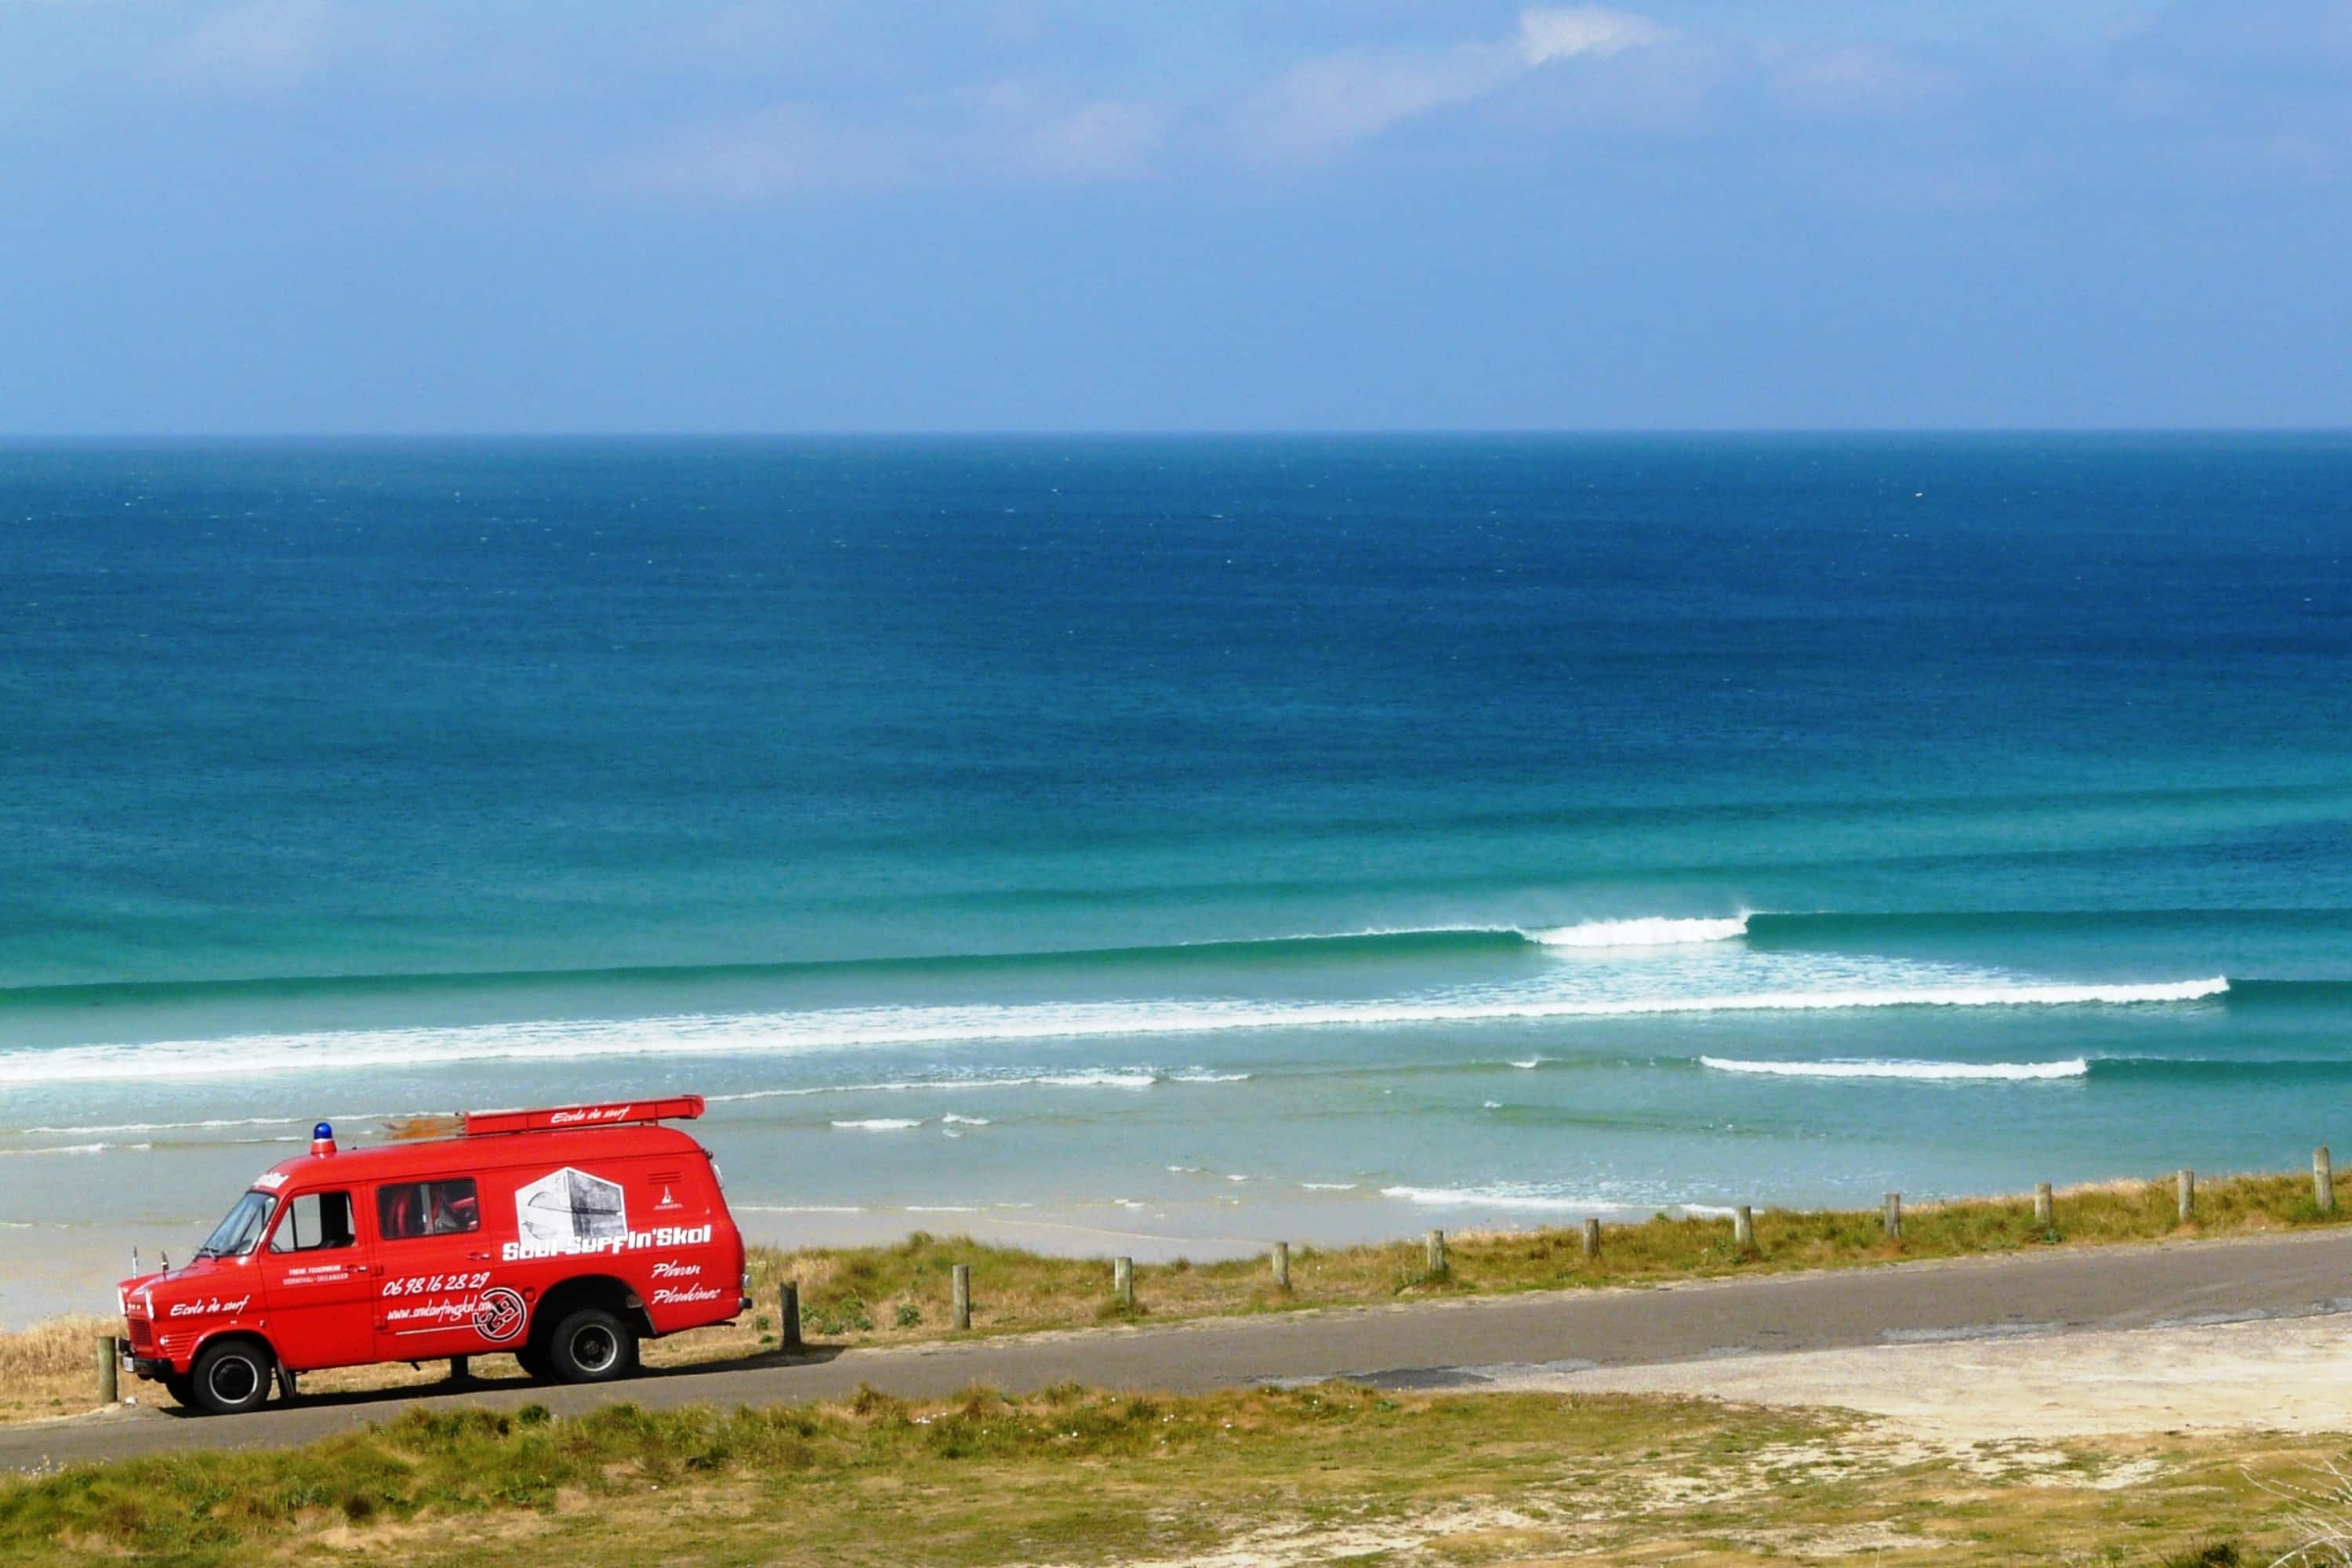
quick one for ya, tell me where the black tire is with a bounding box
[545,1307,637,1385]
[188,1338,275,1416]
[162,1372,198,1410]
[513,1342,551,1381]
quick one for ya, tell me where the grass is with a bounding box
[1,1381,2345,1566]
[729,1165,2343,1349]
[8,1164,2340,1420]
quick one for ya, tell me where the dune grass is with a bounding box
[9,1165,2341,1420]
[731,1167,2342,1349]
[1,1381,2343,1566]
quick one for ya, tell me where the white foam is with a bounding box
[1481,1100,1503,1109]
[0,976,2227,1087]
[23,1116,297,1135]
[710,1069,1173,1103]
[737,1204,862,1214]
[1167,1071,1252,1083]
[1527,916,1751,948]
[940,1113,991,1126]
[1381,1184,1606,1212]
[1508,1058,1540,1070]
[904,1205,977,1214]
[830,1118,921,1131]
[1301,1181,1359,1191]
[0,1142,114,1158]
[1700,1056,2090,1081]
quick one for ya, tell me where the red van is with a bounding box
[116,1097,749,1415]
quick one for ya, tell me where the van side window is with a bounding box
[376,1178,482,1242]
[268,1191,356,1253]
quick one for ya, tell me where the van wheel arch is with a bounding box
[528,1276,652,1359]
[187,1333,278,1415]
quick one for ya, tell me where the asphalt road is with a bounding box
[11,1226,2352,1473]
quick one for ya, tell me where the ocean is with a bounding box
[3,434,2349,1323]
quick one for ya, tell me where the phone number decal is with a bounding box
[382,1272,492,1298]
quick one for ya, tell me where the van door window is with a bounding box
[376,1178,482,1242]
[268,1191,357,1253]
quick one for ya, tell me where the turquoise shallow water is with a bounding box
[2,435,2350,1316]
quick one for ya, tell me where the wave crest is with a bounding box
[1701,1056,2089,1081]
[0,977,2229,1087]
[1526,916,1751,948]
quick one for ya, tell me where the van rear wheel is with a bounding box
[546,1307,637,1384]
[188,1339,275,1416]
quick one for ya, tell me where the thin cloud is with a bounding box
[611,85,1166,201]
[1234,5,1668,162]
[162,0,346,87]
[1518,7,1668,67]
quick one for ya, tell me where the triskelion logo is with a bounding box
[472,1287,527,1343]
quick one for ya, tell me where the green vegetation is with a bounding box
[743,1168,2341,1348]
[1,1383,2340,1566]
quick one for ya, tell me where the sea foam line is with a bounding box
[0,1142,147,1158]
[0,978,2228,1087]
[1701,1056,2090,1081]
[1381,1184,1615,1212]
[706,1070,1163,1103]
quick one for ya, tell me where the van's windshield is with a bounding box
[195,1190,277,1258]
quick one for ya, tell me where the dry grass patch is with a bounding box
[721,1167,2349,1354]
[0,1316,118,1422]
[2,1385,2345,1566]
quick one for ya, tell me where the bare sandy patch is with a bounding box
[1504,1311,2352,1444]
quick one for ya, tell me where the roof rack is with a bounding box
[461,1096,705,1137]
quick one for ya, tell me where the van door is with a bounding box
[371,1175,510,1360]
[257,1187,376,1371]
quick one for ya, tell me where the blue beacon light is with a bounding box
[311,1121,337,1156]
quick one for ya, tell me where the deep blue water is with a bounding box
[3,434,2350,1312]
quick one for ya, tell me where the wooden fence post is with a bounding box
[952,1264,971,1330]
[1271,1241,1290,1290]
[780,1280,803,1350]
[1733,1206,1755,1253]
[1883,1192,1902,1240]
[1582,1217,1601,1261]
[95,1336,118,1406]
[1113,1256,1134,1308]
[2034,1183,2054,1229]
[1425,1229,1447,1278]
[2177,1169,2194,1224]
[2318,1148,2335,1215]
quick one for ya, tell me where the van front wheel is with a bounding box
[546,1308,637,1384]
[189,1339,275,1415]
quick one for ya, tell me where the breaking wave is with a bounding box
[1700,1056,2091,1081]
[1526,916,1751,947]
[0,975,2229,1087]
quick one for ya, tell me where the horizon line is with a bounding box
[4,425,2350,443]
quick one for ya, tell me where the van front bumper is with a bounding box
[130,1355,177,1382]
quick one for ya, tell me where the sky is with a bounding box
[2,0,2348,433]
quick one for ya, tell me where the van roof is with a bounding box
[255,1120,706,1191]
